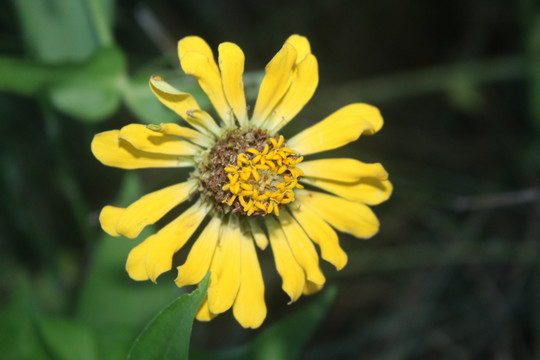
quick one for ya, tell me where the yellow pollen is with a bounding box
[221,136,304,216]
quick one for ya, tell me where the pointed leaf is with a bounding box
[127,273,210,360]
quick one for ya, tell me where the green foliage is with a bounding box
[38,317,98,360]
[47,47,125,122]
[12,0,114,62]
[0,277,51,360]
[191,287,337,360]
[127,273,210,360]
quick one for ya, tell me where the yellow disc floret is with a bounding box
[222,135,304,216]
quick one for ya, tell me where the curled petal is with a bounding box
[91,130,193,169]
[119,124,201,156]
[99,205,124,237]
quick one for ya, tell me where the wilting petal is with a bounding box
[117,180,197,239]
[278,211,325,285]
[175,216,222,287]
[125,201,207,282]
[99,205,124,237]
[119,124,201,156]
[291,203,347,270]
[91,130,193,169]
[233,230,266,329]
[251,43,297,126]
[146,123,212,148]
[301,177,393,205]
[298,158,388,183]
[296,190,380,239]
[265,216,305,303]
[148,75,203,127]
[287,103,383,155]
[218,42,248,126]
[265,54,318,133]
[208,219,241,314]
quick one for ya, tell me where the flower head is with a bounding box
[91,35,392,328]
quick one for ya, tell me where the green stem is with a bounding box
[320,55,524,104]
[339,239,539,276]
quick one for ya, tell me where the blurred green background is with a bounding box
[1,0,539,359]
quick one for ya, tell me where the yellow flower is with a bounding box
[91,35,392,329]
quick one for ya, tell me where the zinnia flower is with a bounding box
[91,35,392,328]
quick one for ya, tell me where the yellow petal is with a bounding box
[99,205,124,237]
[298,158,388,183]
[148,75,204,127]
[303,281,324,295]
[265,54,318,133]
[147,123,212,148]
[124,236,152,281]
[285,34,311,64]
[297,190,380,239]
[278,211,325,285]
[287,103,384,155]
[195,296,217,322]
[178,36,216,66]
[249,220,269,250]
[180,51,232,125]
[119,124,201,156]
[218,42,248,126]
[91,130,194,169]
[232,231,266,329]
[117,180,197,239]
[265,216,305,303]
[290,203,347,270]
[175,216,222,287]
[125,201,207,282]
[301,178,392,205]
[207,219,241,314]
[251,43,297,126]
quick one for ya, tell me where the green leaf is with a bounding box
[0,57,63,95]
[191,286,337,360]
[0,274,51,360]
[48,46,126,122]
[37,317,98,360]
[12,0,114,63]
[127,273,211,360]
[0,47,126,122]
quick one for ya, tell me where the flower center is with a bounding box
[196,129,303,216]
[222,135,304,216]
